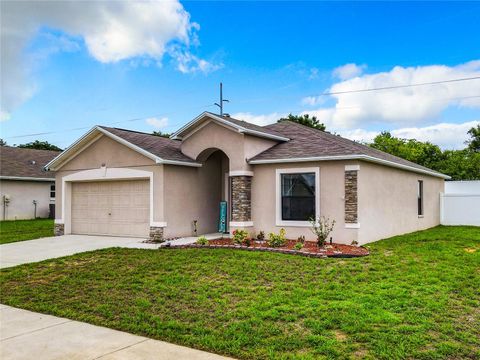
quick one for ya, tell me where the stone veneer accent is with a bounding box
[149,226,165,243]
[54,223,64,236]
[344,170,358,223]
[231,176,252,222]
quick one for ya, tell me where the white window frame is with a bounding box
[275,167,320,227]
[50,183,56,200]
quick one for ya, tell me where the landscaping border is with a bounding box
[163,243,369,258]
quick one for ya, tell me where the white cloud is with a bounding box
[340,120,480,150]
[169,46,223,74]
[146,117,168,129]
[1,110,11,122]
[301,96,325,106]
[333,63,366,80]
[309,61,480,129]
[1,0,219,118]
[230,112,286,126]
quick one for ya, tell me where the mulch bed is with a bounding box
[166,238,369,258]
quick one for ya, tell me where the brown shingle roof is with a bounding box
[0,146,60,179]
[99,126,199,164]
[250,121,447,177]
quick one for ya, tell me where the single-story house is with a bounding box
[45,112,449,244]
[0,146,60,220]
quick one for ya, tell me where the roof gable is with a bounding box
[171,111,289,142]
[45,126,200,171]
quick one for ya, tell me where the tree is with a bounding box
[278,113,326,131]
[369,132,443,170]
[152,131,171,138]
[466,124,480,152]
[368,131,480,180]
[17,140,62,151]
[0,139,6,146]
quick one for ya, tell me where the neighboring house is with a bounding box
[0,146,60,220]
[45,112,449,245]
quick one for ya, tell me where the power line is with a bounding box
[4,104,216,140]
[3,76,480,141]
[316,76,480,97]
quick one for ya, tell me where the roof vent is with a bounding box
[224,113,230,117]
[31,160,36,165]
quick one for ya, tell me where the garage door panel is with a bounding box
[71,180,149,238]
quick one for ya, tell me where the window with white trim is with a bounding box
[276,167,319,226]
[281,173,316,221]
[50,184,55,199]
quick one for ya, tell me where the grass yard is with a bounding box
[0,218,54,244]
[1,226,479,359]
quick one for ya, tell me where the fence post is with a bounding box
[439,193,444,225]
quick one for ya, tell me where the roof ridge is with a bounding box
[1,146,61,154]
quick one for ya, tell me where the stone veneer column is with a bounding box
[149,226,164,243]
[231,176,252,223]
[54,223,64,236]
[344,169,358,224]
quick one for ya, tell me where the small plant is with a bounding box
[351,240,359,246]
[297,235,305,244]
[267,228,286,248]
[196,236,208,245]
[244,237,251,247]
[310,216,336,248]
[257,231,265,241]
[293,242,304,251]
[232,229,248,245]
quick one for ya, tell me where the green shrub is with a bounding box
[232,229,248,245]
[267,228,286,247]
[257,231,265,241]
[310,216,336,248]
[293,242,304,250]
[196,236,208,245]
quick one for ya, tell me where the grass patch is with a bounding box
[0,219,53,244]
[1,226,479,359]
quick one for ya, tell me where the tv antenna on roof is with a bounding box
[214,82,229,116]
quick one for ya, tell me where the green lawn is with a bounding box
[1,226,479,359]
[0,219,54,244]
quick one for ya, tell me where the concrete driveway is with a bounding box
[0,305,232,360]
[0,235,162,269]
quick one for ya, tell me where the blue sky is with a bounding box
[1,1,479,149]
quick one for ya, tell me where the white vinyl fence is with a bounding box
[440,181,480,226]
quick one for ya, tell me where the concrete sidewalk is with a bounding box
[0,305,233,360]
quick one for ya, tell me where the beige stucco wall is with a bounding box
[180,121,278,171]
[0,180,54,220]
[163,151,226,238]
[55,135,164,227]
[358,162,444,244]
[251,161,359,244]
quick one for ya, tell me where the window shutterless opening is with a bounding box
[281,173,315,221]
[417,180,423,216]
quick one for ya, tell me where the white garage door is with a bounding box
[71,180,149,237]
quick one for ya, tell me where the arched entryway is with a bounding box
[196,148,230,234]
